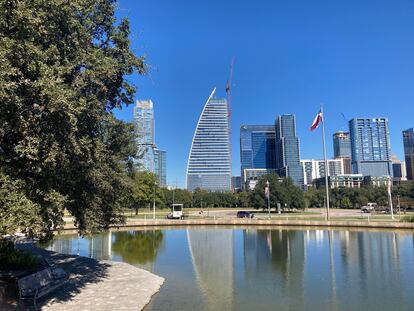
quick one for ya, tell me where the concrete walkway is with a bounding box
[17,243,164,310]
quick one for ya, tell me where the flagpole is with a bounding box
[321,104,330,220]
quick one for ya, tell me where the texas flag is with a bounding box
[310,109,323,131]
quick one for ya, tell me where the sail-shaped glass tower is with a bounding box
[186,88,231,192]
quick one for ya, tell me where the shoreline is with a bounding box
[62,218,414,231]
[15,243,164,311]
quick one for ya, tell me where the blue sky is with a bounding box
[114,0,414,188]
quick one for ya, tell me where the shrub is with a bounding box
[0,240,39,272]
[400,215,414,223]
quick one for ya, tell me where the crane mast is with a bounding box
[226,57,235,191]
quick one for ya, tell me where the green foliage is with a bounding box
[0,172,43,236]
[0,240,39,272]
[0,0,146,236]
[126,171,163,213]
[400,215,414,223]
[251,174,305,210]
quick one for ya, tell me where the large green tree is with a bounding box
[0,0,146,236]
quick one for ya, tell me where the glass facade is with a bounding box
[403,128,414,180]
[154,148,167,187]
[275,115,304,187]
[240,125,276,187]
[186,89,231,192]
[349,118,392,177]
[333,132,351,158]
[134,100,155,172]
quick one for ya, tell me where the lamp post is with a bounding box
[265,180,270,219]
[387,177,394,220]
[153,180,157,220]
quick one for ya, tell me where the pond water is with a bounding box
[42,227,414,311]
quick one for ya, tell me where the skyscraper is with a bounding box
[154,148,167,187]
[349,118,392,177]
[333,132,352,174]
[275,114,304,187]
[403,128,414,180]
[134,100,155,172]
[333,132,351,157]
[240,125,276,187]
[186,88,231,192]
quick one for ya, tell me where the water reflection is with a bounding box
[44,228,414,311]
[112,230,164,265]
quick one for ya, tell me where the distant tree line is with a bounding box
[124,172,414,212]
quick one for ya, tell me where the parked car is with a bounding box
[361,203,377,213]
[237,211,254,219]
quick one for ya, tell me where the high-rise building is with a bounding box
[301,159,344,185]
[154,148,167,187]
[186,88,231,192]
[403,128,414,180]
[333,132,351,158]
[231,176,242,192]
[134,100,155,172]
[349,118,392,177]
[391,154,406,183]
[240,125,276,188]
[275,114,304,187]
[333,131,352,174]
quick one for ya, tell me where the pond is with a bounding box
[42,227,414,311]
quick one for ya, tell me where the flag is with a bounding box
[310,109,323,131]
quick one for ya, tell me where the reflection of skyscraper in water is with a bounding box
[242,229,306,309]
[87,231,112,260]
[46,237,73,254]
[187,229,234,310]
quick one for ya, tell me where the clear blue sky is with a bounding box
[114,0,414,188]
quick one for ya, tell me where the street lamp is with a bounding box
[387,177,394,220]
[153,180,157,220]
[265,180,270,219]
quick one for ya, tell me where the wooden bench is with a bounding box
[18,267,68,309]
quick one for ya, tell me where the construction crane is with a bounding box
[225,57,235,118]
[225,57,235,191]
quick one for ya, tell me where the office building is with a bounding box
[154,148,167,187]
[333,131,352,174]
[333,132,351,157]
[313,174,364,189]
[243,169,278,190]
[275,115,304,187]
[240,125,276,188]
[134,100,155,171]
[186,88,231,192]
[231,176,242,192]
[301,159,344,186]
[403,128,414,180]
[391,154,406,183]
[349,118,392,177]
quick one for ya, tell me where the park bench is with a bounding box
[18,267,68,309]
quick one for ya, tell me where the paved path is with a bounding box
[17,243,164,311]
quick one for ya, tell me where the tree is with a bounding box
[251,174,305,210]
[129,172,161,215]
[0,0,146,236]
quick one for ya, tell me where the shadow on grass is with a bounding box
[15,243,110,309]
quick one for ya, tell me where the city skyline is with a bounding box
[114,0,414,187]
